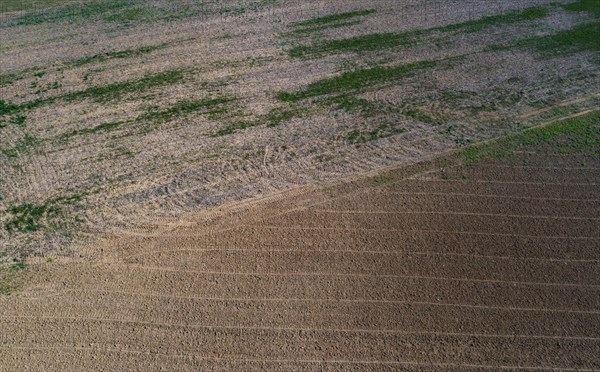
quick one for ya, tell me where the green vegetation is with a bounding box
[0,261,27,296]
[277,60,441,102]
[11,0,132,26]
[287,6,548,58]
[347,121,405,145]
[323,95,382,116]
[1,134,39,158]
[292,9,376,27]
[490,22,600,58]
[63,68,188,103]
[528,22,600,57]
[62,97,234,140]
[64,121,124,138]
[7,0,276,27]
[0,69,189,120]
[104,7,149,23]
[213,106,306,136]
[287,21,362,36]
[215,120,260,136]
[4,194,85,234]
[563,0,600,18]
[436,7,548,34]
[69,44,164,67]
[4,68,190,120]
[462,110,600,163]
[488,1,599,58]
[140,97,233,123]
[0,0,75,13]
[289,32,413,58]
[137,97,235,133]
[403,108,440,125]
[0,100,19,116]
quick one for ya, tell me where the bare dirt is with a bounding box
[1,0,599,369]
[1,0,600,256]
[1,129,599,370]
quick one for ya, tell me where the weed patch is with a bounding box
[347,121,405,145]
[436,7,548,34]
[286,6,548,57]
[563,0,600,18]
[289,32,413,58]
[69,44,164,67]
[277,60,442,102]
[461,110,600,163]
[0,100,20,116]
[214,105,309,136]
[287,21,362,36]
[138,97,235,134]
[292,9,376,27]
[3,194,85,234]
[63,68,188,103]
[1,134,40,158]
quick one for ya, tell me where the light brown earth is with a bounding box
[1,0,600,256]
[1,0,600,369]
[1,116,599,370]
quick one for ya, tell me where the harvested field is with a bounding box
[1,0,600,369]
[1,111,599,370]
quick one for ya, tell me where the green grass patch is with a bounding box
[286,6,548,57]
[140,97,234,123]
[526,22,600,57]
[3,194,85,234]
[323,95,381,116]
[563,0,600,18]
[288,32,413,58]
[103,7,149,23]
[0,67,44,87]
[347,121,405,145]
[461,110,600,163]
[3,68,191,119]
[62,68,188,103]
[213,106,307,136]
[11,0,133,26]
[292,9,375,27]
[1,134,39,158]
[69,44,164,67]
[0,0,77,13]
[277,60,441,102]
[62,96,234,140]
[138,97,235,134]
[287,21,362,36]
[0,100,20,115]
[214,120,260,136]
[491,22,600,58]
[64,121,124,138]
[403,108,441,125]
[436,7,548,34]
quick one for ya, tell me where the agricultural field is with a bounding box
[0,0,599,369]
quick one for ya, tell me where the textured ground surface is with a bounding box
[1,0,599,369]
[1,110,599,370]
[1,0,599,256]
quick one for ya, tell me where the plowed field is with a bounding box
[1,113,598,370]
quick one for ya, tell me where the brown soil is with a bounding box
[1,144,598,370]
